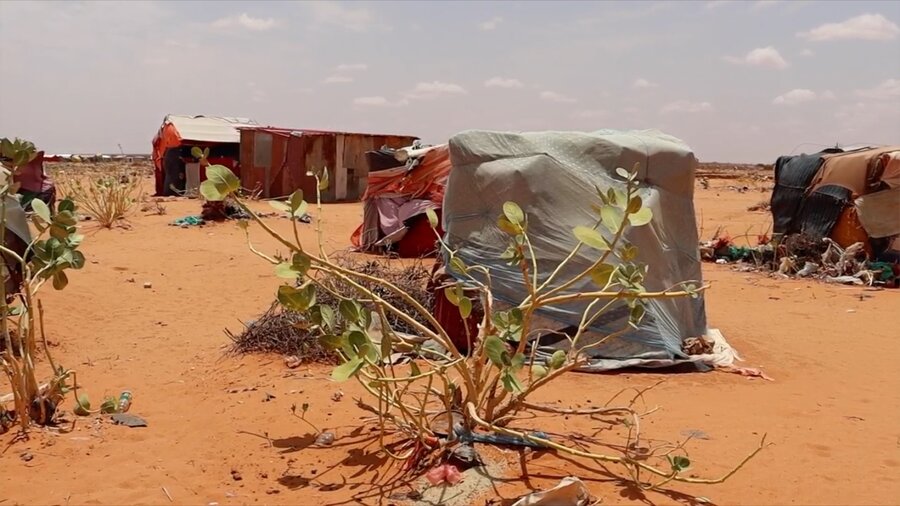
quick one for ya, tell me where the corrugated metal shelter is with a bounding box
[152,114,258,196]
[238,127,418,201]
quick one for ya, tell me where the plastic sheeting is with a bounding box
[442,130,714,368]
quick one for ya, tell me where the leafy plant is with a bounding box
[58,171,142,227]
[1,137,90,433]
[201,156,766,489]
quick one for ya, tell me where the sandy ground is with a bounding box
[2,171,899,506]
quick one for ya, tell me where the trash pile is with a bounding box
[700,232,899,288]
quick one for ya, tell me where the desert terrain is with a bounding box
[1,164,898,506]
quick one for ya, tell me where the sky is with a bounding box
[0,0,898,163]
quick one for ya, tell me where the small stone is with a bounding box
[231,471,242,481]
[21,452,34,462]
[266,488,280,495]
[315,432,335,447]
[143,282,152,289]
[259,472,268,479]
[126,278,135,283]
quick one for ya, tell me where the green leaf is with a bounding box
[444,285,461,306]
[339,300,361,324]
[669,455,691,472]
[31,199,51,223]
[292,253,311,276]
[56,199,75,214]
[573,226,610,251]
[409,360,422,377]
[100,397,117,414]
[71,251,86,269]
[199,165,240,201]
[275,262,299,279]
[426,208,439,228]
[500,371,524,393]
[627,195,643,214]
[628,207,653,227]
[629,304,645,324]
[497,216,521,235]
[502,201,524,225]
[380,327,393,360]
[73,394,91,416]
[510,353,526,372]
[319,334,343,350]
[278,284,316,312]
[621,244,639,262]
[549,350,567,370]
[289,190,305,213]
[49,224,68,240]
[532,365,549,380]
[458,297,473,319]
[191,146,203,160]
[449,256,467,275]
[331,357,364,381]
[590,263,615,287]
[484,335,507,367]
[52,271,68,290]
[318,167,330,191]
[600,205,625,233]
[269,200,291,213]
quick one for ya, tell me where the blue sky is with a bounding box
[1,0,898,162]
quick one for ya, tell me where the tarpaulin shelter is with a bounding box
[151,115,258,196]
[238,127,418,201]
[771,145,900,261]
[441,129,736,371]
[351,144,452,258]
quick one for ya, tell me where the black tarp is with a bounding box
[365,147,402,173]
[770,149,843,235]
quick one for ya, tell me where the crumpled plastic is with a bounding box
[425,463,462,486]
[512,477,591,506]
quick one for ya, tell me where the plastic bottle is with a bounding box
[117,391,133,413]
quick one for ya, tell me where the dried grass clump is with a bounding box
[226,303,339,363]
[58,172,142,227]
[227,255,435,360]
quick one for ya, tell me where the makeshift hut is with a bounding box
[440,129,736,371]
[238,127,418,201]
[151,115,258,196]
[350,144,452,258]
[771,145,900,262]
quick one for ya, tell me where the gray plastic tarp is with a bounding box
[442,130,720,369]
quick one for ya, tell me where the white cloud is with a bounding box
[335,63,367,72]
[751,0,779,10]
[854,78,900,100]
[798,14,899,41]
[660,100,713,114]
[308,2,376,32]
[353,96,408,107]
[323,75,353,84]
[479,16,503,31]
[211,13,277,31]
[405,81,467,100]
[799,48,815,56]
[484,77,524,89]
[633,78,659,89]
[540,91,577,103]
[772,88,836,105]
[725,46,789,69]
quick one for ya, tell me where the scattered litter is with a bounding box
[170,215,205,227]
[425,463,462,486]
[680,429,711,440]
[511,476,591,506]
[826,275,864,285]
[111,413,147,427]
[448,442,483,470]
[796,262,818,278]
[715,258,727,264]
[284,355,302,369]
[143,282,152,289]
[846,309,857,313]
[314,431,335,447]
[718,366,774,381]
[118,391,133,413]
